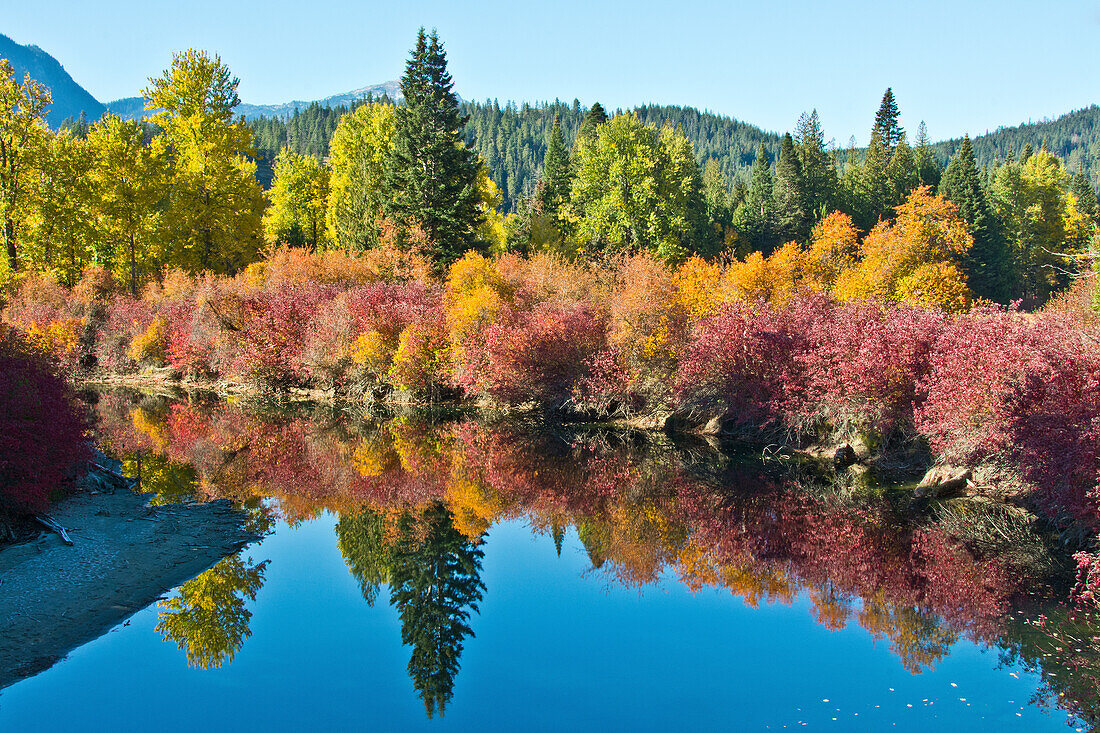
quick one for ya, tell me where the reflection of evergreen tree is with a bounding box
[336,507,392,606]
[155,552,268,670]
[389,502,486,718]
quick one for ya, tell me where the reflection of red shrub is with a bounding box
[0,326,89,512]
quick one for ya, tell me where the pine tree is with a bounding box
[871,88,904,154]
[537,112,570,214]
[939,135,1011,302]
[574,102,608,147]
[794,110,836,222]
[733,142,777,252]
[886,135,919,206]
[914,121,942,190]
[384,29,483,266]
[773,132,808,242]
[858,133,891,229]
[1069,169,1099,225]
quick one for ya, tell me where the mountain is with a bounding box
[0,33,104,127]
[934,105,1100,190]
[107,80,403,123]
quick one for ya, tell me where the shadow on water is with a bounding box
[86,387,1100,727]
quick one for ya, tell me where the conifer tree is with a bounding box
[939,136,1010,301]
[537,112,570,214]
[914,121,942,190]
[574,102,608,147]
[733,142,777,252]
[886,136,919,206]
[794,110,836,223]
[384,29,483,265]
[1069,170,1099,225]
[773,133,808,242]
[871,88,904,154]
[858,133,891,230]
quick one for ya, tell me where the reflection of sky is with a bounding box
[0,516,1070,732]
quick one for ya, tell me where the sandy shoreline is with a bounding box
[0,484,258,690]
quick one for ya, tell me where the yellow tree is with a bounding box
[991,147,1094,302]
[0,59,51,274]
[88,115,170,295]
[834,186,973,311]
[143,50,264,274]
[325,102,395,251]
[22,129,98,284]
[263,147,330,249]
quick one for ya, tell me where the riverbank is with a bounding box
[0,478,258,690]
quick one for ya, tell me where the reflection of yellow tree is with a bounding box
[120,452,199,506]
[858,594,957,674]
[155,553,268,670]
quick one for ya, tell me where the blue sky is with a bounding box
[7,0,1100,143]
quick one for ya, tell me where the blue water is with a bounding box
[0,513,1074,732]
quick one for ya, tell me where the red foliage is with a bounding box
[917,308,1100,526]
[475,300,607,407]
[0,326,89,512]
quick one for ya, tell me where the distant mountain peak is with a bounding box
[0,33,105,127]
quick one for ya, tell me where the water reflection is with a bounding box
[91,389,1098,725]
[155,553,269,670]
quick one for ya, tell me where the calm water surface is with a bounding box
[0,391,1094,731]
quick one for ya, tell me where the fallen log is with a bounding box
[34,514,74,546]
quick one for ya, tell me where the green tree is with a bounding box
[733,142,776,252]
[88,115,170,295]
[887,136,920,206]
[914,121,942,190]
[384,29,483,265]
[574,101,608,149]
[872,88,904,154]
[858,133,891,230]
[567,114,710,261]
[773,132,808,242]
[0,59,51,274]
[143,49,264,274]
[991,146,1092,302]
[939,135,1010,301]
[389,502,486,718]
[537,112,570,215]
[702,158,732,245]
[155,552,268,670]
[795,110,837,223]
[263,147,330,249]
[1069,170,1099,226]
[325,102,396,251]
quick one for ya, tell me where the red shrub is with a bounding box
[475,300,607,407]
[918,308,1100,525]
[96,296,155,372]
[0,325,89,512]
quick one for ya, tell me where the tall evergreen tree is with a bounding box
[858,133,891,230]
[574,102,608,147]
[871,88,904,154]
[1069,169,1099,225]
[939,135,1011,302]
[794,110,836,223]
[733,142,777,252]
[886,135,919,206]
[914,121,942,190]
[773,132,808,242]
[384,29,483,265]
[537,112,570,214]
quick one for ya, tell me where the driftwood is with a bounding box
[35,514,74,546]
